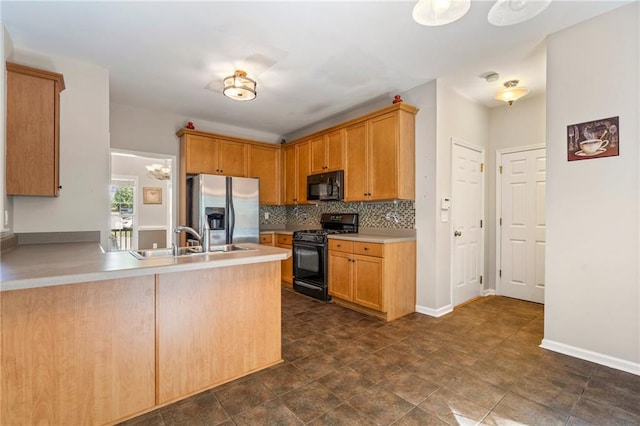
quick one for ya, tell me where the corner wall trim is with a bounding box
[415,304,453,318]
[540,338,640,376]
[482,289,496,296]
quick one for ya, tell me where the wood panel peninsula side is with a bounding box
[0,243,288,425]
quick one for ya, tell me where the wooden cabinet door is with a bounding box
[310,136,326,173]
[218,139,248,177]
[325,129,344,171]
[296,142,311,204]
[1,277,156,425]
[283,144,297,205]
[353,255,384,311]
[328,251,353,301]
[368,112,398,200]
[344,122,368,202]
[6,64,63,196]
[186,135,218,174]
[276,238,293,285]
[248,145,280,205]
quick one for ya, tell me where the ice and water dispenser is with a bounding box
[205,207,225,231]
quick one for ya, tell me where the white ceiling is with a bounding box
[2,1,632,138]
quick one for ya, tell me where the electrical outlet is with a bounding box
[4,210,8,226]
[264,212,270,220]
[152,243,158,249]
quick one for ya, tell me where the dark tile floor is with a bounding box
[120,288,640,426]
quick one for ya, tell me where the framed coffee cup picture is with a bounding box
[567,116,619,161]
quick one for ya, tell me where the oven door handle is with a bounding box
[293,241,324,249]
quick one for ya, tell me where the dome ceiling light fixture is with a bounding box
[488,0,552,26]
[495,80,529,105]
[223,70,257,101]
[412,0,471,26]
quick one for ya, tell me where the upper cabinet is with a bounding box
[282,141,310,205]
[290,103,417,203]
[181,132,248,177]
[366,109,415,201]
[248,144,280,205]
[309,129,344,174]
[177,129,281,222]
[6,62,65,197]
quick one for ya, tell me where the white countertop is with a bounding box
[0,242,291,292]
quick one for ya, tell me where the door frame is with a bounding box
[495,143,546,294]
[450,138,486,306]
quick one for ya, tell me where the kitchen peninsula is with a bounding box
[0,242,290,425]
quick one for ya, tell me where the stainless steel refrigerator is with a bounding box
[186,174,259,245]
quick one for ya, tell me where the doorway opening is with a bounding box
[110,150,175,252]
[110,176,137,251]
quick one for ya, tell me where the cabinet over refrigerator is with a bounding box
[186,174,260,245]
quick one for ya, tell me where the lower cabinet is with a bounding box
[1,277,156,425]
[1,261,283,425]
[276,233,293,286]
[259,232,275,246]
[328,239,415,321]
[156,263,281,404]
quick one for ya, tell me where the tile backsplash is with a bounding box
[260,201,414,229]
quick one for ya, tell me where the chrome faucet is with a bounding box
[173,226,202,255]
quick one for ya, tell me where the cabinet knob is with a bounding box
[58,185,62,190]
[364,247,369,251]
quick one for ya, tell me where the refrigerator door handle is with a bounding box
[227,177,236,243]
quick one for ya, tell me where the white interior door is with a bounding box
[452,141,485,306]
[499,148,546,303]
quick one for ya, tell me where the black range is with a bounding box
[292,213,359,301]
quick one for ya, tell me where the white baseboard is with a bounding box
[540,338,640,376]
[482,289,496,296]
[415,304,453,318]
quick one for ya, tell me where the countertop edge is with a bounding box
[328,234,416,243]
[1,244,290,292]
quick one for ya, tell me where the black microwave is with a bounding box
[307,170,344,201]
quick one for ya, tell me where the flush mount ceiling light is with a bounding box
[412,0,471,26]
[488,0,552,26]
[146,163,171,180]
[223,70,257,101]
[495,80,529,105]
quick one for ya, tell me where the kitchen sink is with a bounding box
[129,246,206,259]
[209,244,256,253]
[130,244,256,259]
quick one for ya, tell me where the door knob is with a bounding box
[454,230,462,237]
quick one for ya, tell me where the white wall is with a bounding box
[401,82,438,313]
[430,82,490,312]
[488,94,546,289]
[10,49,111,249]
[544,3,640,374]
[110,102,282,158]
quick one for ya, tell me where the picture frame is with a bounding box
[143,187,162,204]
[567,116,619,161]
